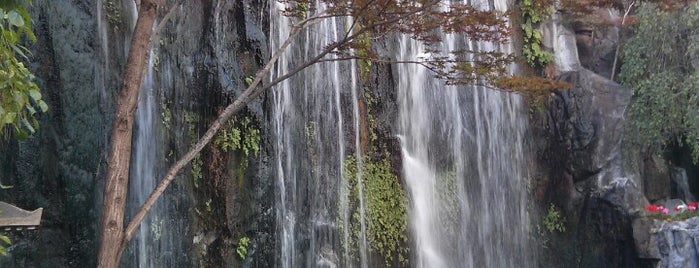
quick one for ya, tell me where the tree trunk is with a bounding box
[97,1,159,267]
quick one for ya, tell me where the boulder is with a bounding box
[655,217,699,268]
[549,68,631,185]
[642,155,671,202]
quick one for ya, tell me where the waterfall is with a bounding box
[130,50,158,268]
[270,1,364,267]
[270,0,532,267]
[397,0,534,267]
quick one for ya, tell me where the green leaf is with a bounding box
[38,100,48,112]
[2,112,16,124]
[6,10,23,27]
[21,118,34,133]
[0,235,10,245]
[28,89,41,101]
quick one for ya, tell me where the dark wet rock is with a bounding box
[633,217,660,261]
[641,155,671,203]
[577,194,641,268]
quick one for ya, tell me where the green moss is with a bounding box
[356,32,373,82]
[341,155,410,266]
[103,0,121,31]
[362,90,379,150]
[236,236,250,259]
[160,100,172,129]
[214,116,260,157]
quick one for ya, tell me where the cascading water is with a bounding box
[270,1,365,267]
[129,51,159,268]
[397,0,533,267]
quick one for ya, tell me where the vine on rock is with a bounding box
[521,0,554,68]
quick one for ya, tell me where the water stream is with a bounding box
[270,0,532,267]
[270,1,364,267]
[397,0,533,267]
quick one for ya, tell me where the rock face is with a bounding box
[551,69,631,185]
[655,217,699,268]
[538,10,649,268]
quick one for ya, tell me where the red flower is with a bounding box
[645,205,661,212]
[674,206,681,211]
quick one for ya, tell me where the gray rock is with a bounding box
[633,217,661,260]
[655,217,699,268]
[642,155,671,202]
[549,68,631,185]
[541,12,581,73]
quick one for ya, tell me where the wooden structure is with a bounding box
[0,202,42,231]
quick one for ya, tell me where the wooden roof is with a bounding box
[0,202,42,230]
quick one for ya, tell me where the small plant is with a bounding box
[244,76,254,86]
[236,236,250,259]
[543,203,566,233]
[0,233,9,256]
[160,100,172,129]
[0,211,9,256]
[341,155,410,266]
[521,0,554,67]
[214,116,260,157]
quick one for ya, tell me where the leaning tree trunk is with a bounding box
[97,1,159,267]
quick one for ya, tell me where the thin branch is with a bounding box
[153,0,183,41]
[611,0,635,80]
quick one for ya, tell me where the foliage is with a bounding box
[558,0,622,14]
[0,1,48,139]
[280,0,564,90]
[214,116,260,157]
[244,76,254,86]
[236,236,250,259]
[494,75,571,101]
[342,155,409,266]
[543,203,566,233]
[0,232,8,256]
[618,2,699,161]
[521,0,554,67]
[0,211,9,256]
